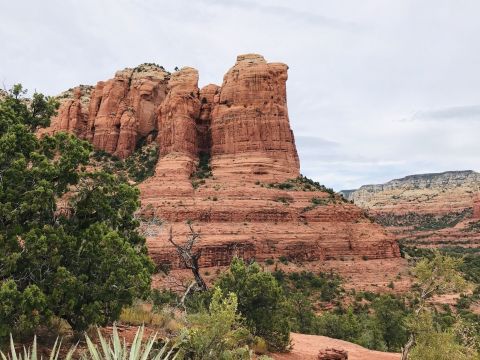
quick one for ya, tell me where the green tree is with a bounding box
[371,295,408,351]
[314,308,362,342]
[216,258,291,351]
[289,292,316,334]
[0,85,153,338]
[179,287,252,360]
[402,251,468,360]
[408,311,476,360]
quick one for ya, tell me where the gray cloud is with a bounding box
[1,0,480,190]
[200,0,361,31]
[295,135,339,149]
[407,105,480,122]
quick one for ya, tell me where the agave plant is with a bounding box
[1,326,177,360]
[84,325,178,360]
[0,335,76,360]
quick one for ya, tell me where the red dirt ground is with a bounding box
[272,333,400,360]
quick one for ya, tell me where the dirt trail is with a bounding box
[272,333,400,360]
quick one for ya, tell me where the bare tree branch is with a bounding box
[168,224,207,292]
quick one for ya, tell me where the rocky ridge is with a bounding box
[43,54,400,270]
[342,170,480,250]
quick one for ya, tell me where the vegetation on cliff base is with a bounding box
[374,208,472,230]
[216,258,291,351]
[178,288,254,359]
[262,175,336,194]
[92,142,160,183]
[0,85,153,339]
[190,151,212,189]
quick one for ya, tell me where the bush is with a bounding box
[216,258,291,351]
[152,289,179,310]
[252,336,269,355]
[279,271,342,302]
[288,292,316,334]
[264,258,274,265]
[178,288,253,359]
[410,328,474,360]
[315,309,362,341]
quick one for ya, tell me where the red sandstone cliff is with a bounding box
[44,54,400,270]
[210,54,300,180]
[43,64,169,158]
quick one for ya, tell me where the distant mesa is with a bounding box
[342,170,480,251]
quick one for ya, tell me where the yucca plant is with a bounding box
[83,325,177,360]
[1,326,177,360]
[0,335,76,360]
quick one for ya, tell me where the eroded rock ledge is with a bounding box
[43,54,400,269]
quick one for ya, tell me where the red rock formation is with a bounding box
[157,67,200,159]
[318,348,348,360]
[197,84,219,154]
[46,54,401,274]
[473,194,480,219]
[90,65,169,157]
[210,54,300,181]
[39,85,92,138]
[141,67,202,199]
[44,64,169,158]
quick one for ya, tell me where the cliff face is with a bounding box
[44,64,169,158]
[210,54,300,179]
[342,171,480,249]
[44,54,400,270]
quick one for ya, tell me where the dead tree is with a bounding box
[168,223,208,292]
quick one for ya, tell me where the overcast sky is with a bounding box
[1,0,479,190]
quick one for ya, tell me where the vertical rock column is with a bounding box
[157,67,200,160]
[82,65,169,158]
[145,67,201,194]
[90,69,132,154]
[210,54,300,181]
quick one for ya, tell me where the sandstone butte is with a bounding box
[342,171,480,250]
[42,54,401,272]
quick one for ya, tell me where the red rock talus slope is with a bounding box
[342,171,480,250]
[45,54,400,269]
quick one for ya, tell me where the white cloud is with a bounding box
[1,0,479,190]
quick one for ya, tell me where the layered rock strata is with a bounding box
[342,171,480,249]
[43,64,170,158]
[210,54,300,179]
[45,54,401,270]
